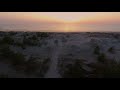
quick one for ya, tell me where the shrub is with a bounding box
[43,58,50,65]
[93,45,100,55]
[62,37,67,43]
[59,59,86,78]
[14,42,26,49]
[54,40,58,45]
[108,46,115,54]
[43,41,48,46]
[23,36,38,46]
[97,53,107,63]
[8,52,26,72]
[113,34,119,39]
[36,32,49,39]
[36,57,51,77]
[88,59,120,78]
[0,74,9,78]
[29,35,38,40]
[42,58,51,71]
[24,57,40,75]
[1,36,14,45]
[24,57,50,77]
[0,45,14,58]
[0,44,26,72]
[9,32,17,36]
[11,52,26,66]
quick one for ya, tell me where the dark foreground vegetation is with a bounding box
[0,31,120,78]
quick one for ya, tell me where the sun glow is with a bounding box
[58,23,78,32]
[0,12,120,32]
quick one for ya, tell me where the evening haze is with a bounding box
[0,12,120,32]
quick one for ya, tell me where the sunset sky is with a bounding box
[0,12,120,32]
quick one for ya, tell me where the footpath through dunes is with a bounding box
[44,38,63,78]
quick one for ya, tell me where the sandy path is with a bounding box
[44,39,62,78]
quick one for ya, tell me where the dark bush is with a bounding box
[29,35,38,40]
[88,58,120,78]
[0,45,14,58]
[59,59,86,78]
[93,45,100,55]
[62,37,67,43]
[0,74,9,78]
[9,32,17,36]
[11,52,26,66]
[23,36,38,46]
[113,34,119,39]
[1,36,14,45]
[0,45,26,71]
[36,57,51,77]
[14,42,26,49]
[108,46,115,54]
[36,32,49,39]
[54,40,58,45]
[24,57,40,75]
[97,53,107,63]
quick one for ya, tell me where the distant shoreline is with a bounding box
[0,30,120,33]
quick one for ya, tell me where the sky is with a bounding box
[0,12,120,32]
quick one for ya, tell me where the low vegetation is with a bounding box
[108,46,115,54]
[1,35,14,45]
[36,32,49,39]
[97,53,107,63]
[23,36,39,46]
[0,44,51,77]
[87,58,120,78]
[0,32,120,78]
[0,74,9,78]
[54,40,58,45]
[93,45,100,55]
[58,58,87,78]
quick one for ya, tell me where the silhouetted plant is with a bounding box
[93,45,100,55]
[14,42,26,49]
[54,40,58,45]
[9,52,27,73]
[108,46,115,54]
[87,58,120,78]
[0,45,14,58]
[37,57,51,77]
[113,34,119,39]
[24,57,40,75]
[43,41,48,46]
[42,58,51,72]
[24,57,51,77]
[21,44,26,49]
[66,35,70,38]
[0,74,9,78]
[36,32,49,39]
[29,35,38,40]
[1,35,14,45]
[59,58,87,78]
[62,37,67,43]
[9,31,17,36]
[43,58,50,65]
[23,37,38,46]
[97,53,107,63]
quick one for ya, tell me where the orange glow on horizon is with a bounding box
[1,12,120,24]
[0,12,120,32]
